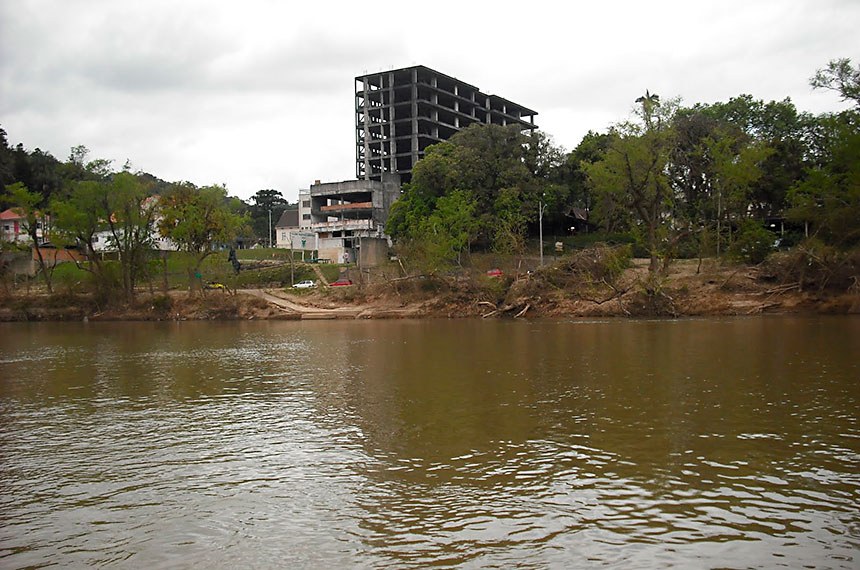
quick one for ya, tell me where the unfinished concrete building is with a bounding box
[355,65,538,181]
[305,175,401,265]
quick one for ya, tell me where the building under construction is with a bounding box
[355,65,538,181]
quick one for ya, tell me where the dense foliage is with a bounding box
[2,144,250,301]
[388,59,859,274]
[3,58,858,290]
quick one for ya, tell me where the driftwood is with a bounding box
[718,268,743,290]
[580,278,631,305]
[747,302,782,315]
[387,274,430,283]
[763,283,800,295]
[514,304,530,318]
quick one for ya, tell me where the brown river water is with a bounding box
[1,317,858,568]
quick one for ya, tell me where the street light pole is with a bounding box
[539,196,546,267]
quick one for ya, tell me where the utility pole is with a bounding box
[289,232,294,285]
[539,195,546,267]
[268,208,272,249]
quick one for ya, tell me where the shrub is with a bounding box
[149,294,173,312]
[729,221,776,264]
[761,240,860,292]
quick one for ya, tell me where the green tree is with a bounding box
[3,182,56,292]
[407,190,478,269]
[811,58,860,107]
[787,111,860,247]
[91,171,159,301]
[391,124,561,254]
[701,129,773,255]
[584,94,679,276]
[635,90,661,129]
[559,130,611,216]
[0,127,14,192]
[702,95,813,218]
[51,179,113,293]
[250,189,289,246]
[158,183,248,292]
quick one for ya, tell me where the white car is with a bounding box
[292,280,316,289]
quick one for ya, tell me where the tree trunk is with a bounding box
[32,242,53,294]
[162,252,169,293]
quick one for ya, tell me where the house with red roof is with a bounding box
[1,208,32,244]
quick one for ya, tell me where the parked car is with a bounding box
[486,268,504,278]
[330,279,353,287]
[292,280,316,289]
[204,281,226,290]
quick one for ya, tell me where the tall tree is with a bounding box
[811,58,860,107]
[3,182,56,292]
[787,110,860,247]
[560,130,611,216]
[389,123,562,254]
[702,95,813,218]
[51,180,111,291]
[250,189,288,246]
[0,127,14,193]
[700,130,772,255]
[584,94,679,276]
[158,183,248,292]
[406,190,478,269]
[100,172,158,301]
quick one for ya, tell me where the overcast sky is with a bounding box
[1,0,857,202]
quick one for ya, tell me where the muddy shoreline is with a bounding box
[2,260,858,322]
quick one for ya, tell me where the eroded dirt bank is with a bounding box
[2,259,858,322]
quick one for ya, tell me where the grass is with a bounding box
[23,249,336,293]
[233,247,311,261]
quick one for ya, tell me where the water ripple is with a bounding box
[1,318,858,568]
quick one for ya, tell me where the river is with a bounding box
[1,317,858,568]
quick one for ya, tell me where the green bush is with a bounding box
[761,240,860,292]
[149,294,173,312]
[729,221,776,264]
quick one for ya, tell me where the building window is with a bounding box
[302,214,310,220]
[302,200,310,208]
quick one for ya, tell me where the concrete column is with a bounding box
[411,68,419,167]
[362,78,371,179]
[388,72,396,173]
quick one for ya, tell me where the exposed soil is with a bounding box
[2,259,857,322]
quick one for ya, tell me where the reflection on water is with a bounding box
[1,317,858,568]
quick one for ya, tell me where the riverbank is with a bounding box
[2,258,858,322]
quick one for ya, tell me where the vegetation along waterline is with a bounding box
[1,58,858,319]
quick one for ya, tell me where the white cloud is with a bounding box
[1,0,857,201]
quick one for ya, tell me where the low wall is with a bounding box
[359,238,389,267]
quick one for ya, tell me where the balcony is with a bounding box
[319,201,373,214]
[310,219,374,232]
